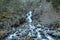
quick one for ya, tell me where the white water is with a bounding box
[26,11,54,40]
[26,11,32,23]
[5,11,55,40]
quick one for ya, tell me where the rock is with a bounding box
[47,30,56,34]
[0,30,12,40]
[4,23,30,40]
[52,32,60,37]
[11,17,26,27]
[57,28,60,31]
[25,37,34,40]
[19,17,26,24]
[48,21,60,30]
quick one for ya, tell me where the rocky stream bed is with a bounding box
[0,0,60,40]
[3,11,60,40]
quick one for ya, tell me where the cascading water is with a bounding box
[26,11,32,23]
[26,11,55,40]
[5,11,55,40]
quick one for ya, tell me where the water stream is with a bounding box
[26,11,54,40]
[5,11,55,40]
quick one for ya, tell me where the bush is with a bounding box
[0,0,26,14]
[0,0,10,12]
[46,0,50,2]
[51,0,60,8]
[46,0,60,9]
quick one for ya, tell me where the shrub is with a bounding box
[51,0,60,8]
[46,0,50,2]
[0,0,26,13]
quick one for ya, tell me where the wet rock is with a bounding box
[57,28,60,31]
[52,32,60,37]
[47,30,56,34]
[4,23,30,40]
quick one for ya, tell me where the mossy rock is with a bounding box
[25,37,34,40]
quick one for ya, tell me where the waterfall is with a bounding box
[5,11,33,40]
[5,11,55,40]
[26,11,54,40]
[26,11,35,29]
[26,11,32,23]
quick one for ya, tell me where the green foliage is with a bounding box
[46,0,60,9]
[0,0,10,12]
[0,12,13,22]
[0,0,26,13]
[51,0,60,8]
[46,0,50,2]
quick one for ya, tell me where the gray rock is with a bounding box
[52,32,60,37]
[47,30,56,34]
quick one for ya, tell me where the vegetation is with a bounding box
[0,0,10,12]
[51,0,60,8]
[46,0,50,2]
[0,0,26,14]
[25,37,34,40]
[46,0,60,9]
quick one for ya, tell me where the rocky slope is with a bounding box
[0,0,60,40]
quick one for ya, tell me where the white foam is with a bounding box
[26,11,32,23]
